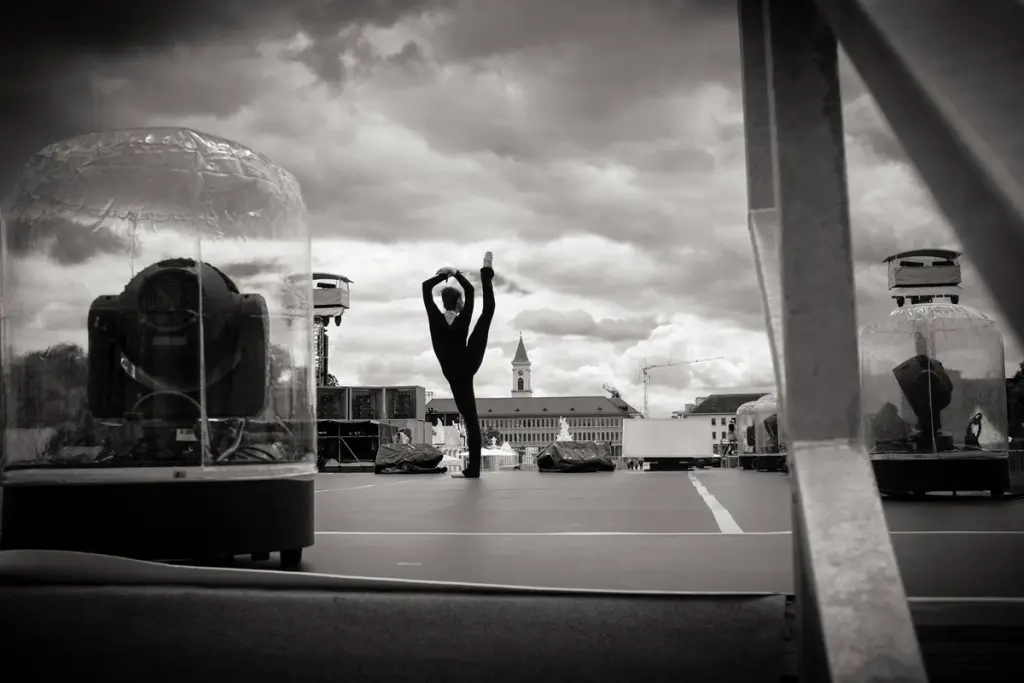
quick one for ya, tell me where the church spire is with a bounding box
[511,334,533,397]
[512,333,530,364]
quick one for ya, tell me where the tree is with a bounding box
[268,344,292,385]
[6,341,308,428]
[483,427,502,446]
[6,343,88,428]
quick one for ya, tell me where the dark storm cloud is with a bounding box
[388,0,741,165]
[4,217,130,265]
[218,259,281,282]
[434,0,737,80]
[524,239,768,331]
[493,273,531,296]
[2,1,445,56]
[513,309,659,343]
[454,268,532,296]
[0,0,446,191]
[346,265,530,305]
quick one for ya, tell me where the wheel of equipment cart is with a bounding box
[280,549,303,569]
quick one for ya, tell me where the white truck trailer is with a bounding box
[621,418,717,471]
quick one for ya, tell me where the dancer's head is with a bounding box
[441,286,463,313]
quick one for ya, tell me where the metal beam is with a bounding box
[813,0,1024,347]
[740,0,930,680]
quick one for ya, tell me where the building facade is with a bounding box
[425,337,642,457]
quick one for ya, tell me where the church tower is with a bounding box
[511,333,533,397]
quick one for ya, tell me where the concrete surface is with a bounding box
[254,468,1024,597]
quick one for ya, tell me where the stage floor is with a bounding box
[257,468,1024,597]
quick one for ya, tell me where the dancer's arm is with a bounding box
[452,270,475,320]
[422,273,448,321]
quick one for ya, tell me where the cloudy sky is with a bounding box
[2,0,1019,418]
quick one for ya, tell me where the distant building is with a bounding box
[510,334,533,397]
[683,392,771,455]
[425,337,643,457]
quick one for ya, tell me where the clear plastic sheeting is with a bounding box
[860,303,1008,458]
[736,401,759,455]
[753,393,787,455]
[1,128,316,477]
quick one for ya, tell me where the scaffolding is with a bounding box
[739,1,1023,680]
[311,273,352,386]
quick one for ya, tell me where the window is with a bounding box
[517,378,524,391]
[711,418,717,426]
[712,431,717,440]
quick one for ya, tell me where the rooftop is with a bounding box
[426,395,642,417]
[688,393,770,416]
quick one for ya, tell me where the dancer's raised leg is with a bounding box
[466,252,495,376]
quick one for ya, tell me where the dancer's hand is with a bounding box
[436,266,456,279]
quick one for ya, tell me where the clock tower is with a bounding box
[511,333,533,397]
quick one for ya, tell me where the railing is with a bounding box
[738,0,1024,680]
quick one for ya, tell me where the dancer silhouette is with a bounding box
[423,252,495,478]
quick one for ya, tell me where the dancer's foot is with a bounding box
[483,251,493,270]
[456,467,480,479]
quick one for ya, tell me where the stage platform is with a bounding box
[278,468,1024,598]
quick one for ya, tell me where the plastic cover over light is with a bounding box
[1,128,316,479]
[859,303,1008,458]
[735,400,759,455]
[753,393,786,455]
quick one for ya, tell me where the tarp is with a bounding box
[375,442,447,474]
[536,441,616,473]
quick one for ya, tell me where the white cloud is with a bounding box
[3,0,1021,423]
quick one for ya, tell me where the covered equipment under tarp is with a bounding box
[537,441,616,473]
[375,442,448,474]
[317,420,401,469]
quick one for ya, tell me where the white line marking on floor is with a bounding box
[889,530,1024,536]
[396,562,423,566]
[909,596,1024,604]
[311,530,1024,537]
[315,484,376,493]
[688,471,744,534]
[314,531,784,537]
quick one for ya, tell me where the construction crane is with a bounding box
[640,357,724,418]
[602,383,621,399]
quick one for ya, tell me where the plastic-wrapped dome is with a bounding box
[736,401,758,455]
[860,303,1007,456]
[753,393,786,455]
[1,128,317,479]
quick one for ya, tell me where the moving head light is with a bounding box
[87,258,269,421]
[892,353,954,452]
[762,413,779,453]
